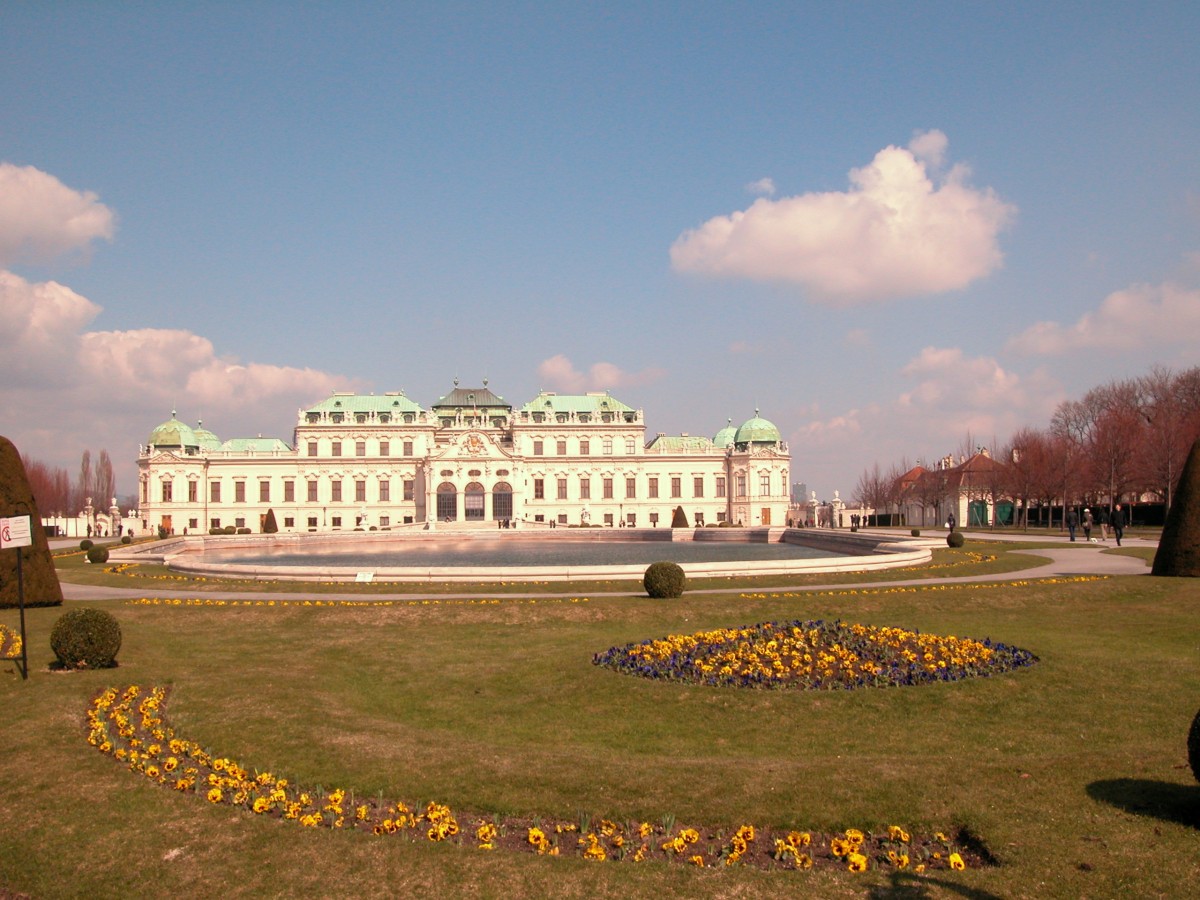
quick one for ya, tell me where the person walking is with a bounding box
[1111,503,1126,546]
[1082,508,1094,541]
[1099,507,1110,541]
[1066,507,1078,541]
[947,511,956,532]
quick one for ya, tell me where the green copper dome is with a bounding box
[713,418,736,449]
[734,410,781,446]
[192,419,222,451]
[147,411,199,451]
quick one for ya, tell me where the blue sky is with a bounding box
[3,2,1199,501]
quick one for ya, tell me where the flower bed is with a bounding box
[593,619,1037,689]
[0,623,22,659]
[85,684,981,874]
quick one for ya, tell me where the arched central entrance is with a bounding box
[492,481,513,521]
[436,482,457,521]
[464,482,485,520]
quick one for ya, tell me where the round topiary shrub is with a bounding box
[79,539,93,551]
[644,561,687,599]
[1189,708,1200,784]
[910,529,920,537]
[224,525,236,535]
[947,531,965,548]
[50,608,122,669]
[86,545,109,564]
[121,534,131,544]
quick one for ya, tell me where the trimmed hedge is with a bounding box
[947,531,965,548]
[50,608,122,669]
[644,561,687,599]
[86,545,110,564]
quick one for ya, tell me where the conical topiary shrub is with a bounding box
[1152,437,1200,577]
[0,435,64,609]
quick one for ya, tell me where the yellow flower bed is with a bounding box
[0,623,22,659]
[85,684,979,873]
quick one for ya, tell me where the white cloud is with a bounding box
[536,354,665,394]
[1007,282,1200,355]
[0,273,355,494]
[0,162,115,266]
[670,130,1015,304]
[746,177,776,197]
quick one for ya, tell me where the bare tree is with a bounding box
[95,450,116,506]
[77,449,93,511]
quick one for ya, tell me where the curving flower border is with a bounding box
[85,684,980,874]
[593,619,1037,689]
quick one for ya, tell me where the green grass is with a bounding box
[3,561,1199,898]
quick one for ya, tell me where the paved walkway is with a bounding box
[56,530,1155,603]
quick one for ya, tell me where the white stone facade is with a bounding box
[137,385,791,535]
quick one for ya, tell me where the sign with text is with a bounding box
[0,515,32,549]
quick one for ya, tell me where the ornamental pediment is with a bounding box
[432,431,513,462]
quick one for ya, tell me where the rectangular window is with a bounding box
[284,481,295,502]
[331,441,342,457]
[356,441,366,457]
[556,439,567,455]
[379,515,390,527]
[671,477,681,498]
[259,481,270,502]
[695,512,705,526]
[331,480,342,502]
[355,480,366,502]
[307,516,318,529]
[648,477,659,499]
[625,476,636,499]
[187,481,198,502]
[649,512,659,526]
[693,476,704,498]
[625,438,636,454]
[534,478,545,499]
[557,477,568,500]
[603,513,613,526]
[161,480,173,502]
[307,481,318,502]
[331,516,342,528]
[557,513,568,525]
[210,518,221,529]
[603,438,613,455]
[403,480,414,501]
[579,439,589,455]
[379,440,389,456]
[603,477,613,499]
[210,482,221,503]
[533,440,544,456]
[308,441,318,456]
[737,475,747,497]
[284,517,295,528]
[580,477,591,500]
[716,476,726,498]
[626,513,636,527]
[379,479,390,502]
[234,518,245,528]
[760,474,771,495]
[235,481,246,503]
[403,441,413,456]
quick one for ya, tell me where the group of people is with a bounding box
[1066,503,1127,546]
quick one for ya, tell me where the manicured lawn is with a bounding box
[2,558,1198,898]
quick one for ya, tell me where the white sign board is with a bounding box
[0,515,33,549]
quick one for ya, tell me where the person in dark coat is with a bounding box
[1082,508,1093,541]
[1111,503,1126,546]
[1066,507,1078,541]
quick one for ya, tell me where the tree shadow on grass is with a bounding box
[1087,778,1200,830]
[866,872,1005,900]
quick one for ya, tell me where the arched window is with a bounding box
[436,482,457,521]
[464,482,485,520]
[492,481,513,521]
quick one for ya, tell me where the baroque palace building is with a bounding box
[137,382,790,534]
